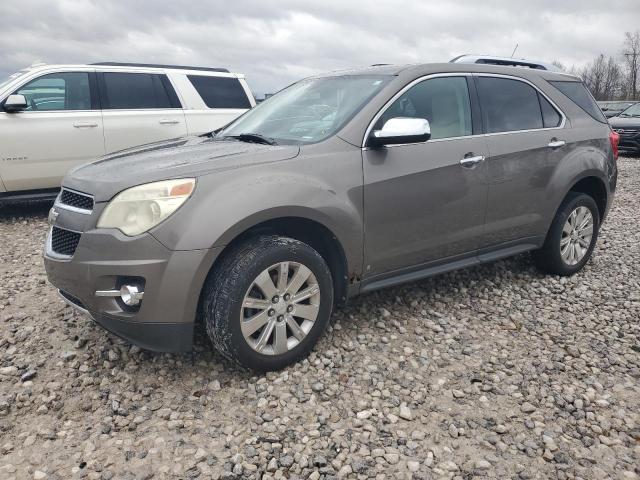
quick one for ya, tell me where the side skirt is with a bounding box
[358,238,542,294]
[0,188,59,204]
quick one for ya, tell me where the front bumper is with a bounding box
[44,224,222,352]
[57,289,195,352]
[618,133,640,154]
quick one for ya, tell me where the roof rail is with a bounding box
[91,62,230,73]
[450,55,560,72]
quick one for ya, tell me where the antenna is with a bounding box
[510,44,519,58]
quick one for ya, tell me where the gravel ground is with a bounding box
[1,157,639,480]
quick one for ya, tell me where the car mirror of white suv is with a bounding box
[3,94,28,113]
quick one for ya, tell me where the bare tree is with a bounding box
[579,54,623,100]
[603,56,623,100]
[622,31,640,100]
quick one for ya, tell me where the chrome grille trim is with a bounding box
[47,226,82,259]
[56,188,94,215]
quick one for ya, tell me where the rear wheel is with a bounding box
[202,236,333,371]
[533,192,600,276]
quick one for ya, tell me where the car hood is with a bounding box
[63,136,300,202]
[609,116,640,128]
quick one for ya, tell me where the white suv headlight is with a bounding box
[97,179,196,236]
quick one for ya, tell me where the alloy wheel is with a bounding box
[240,262,321,355]
[560,206,594,266]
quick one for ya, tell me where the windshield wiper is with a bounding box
[224,133,278,145]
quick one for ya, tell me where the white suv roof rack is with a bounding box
[450,54,560,72]
[91,62,230,73]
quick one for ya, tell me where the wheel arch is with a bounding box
[567,175,608,221]
[197,213,353,324]
[542,172,609,243]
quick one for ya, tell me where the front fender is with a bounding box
[151,146,364,276]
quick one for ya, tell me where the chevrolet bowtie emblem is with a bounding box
[48,207,59,226]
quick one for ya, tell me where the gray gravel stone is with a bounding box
[0,157,639,479]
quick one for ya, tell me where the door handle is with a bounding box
[73,122,98,128]
[459,154,485,169]
[159,119,180,125]
[548,139,566,149]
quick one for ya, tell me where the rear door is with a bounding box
[98,71,187,153]
[0,70,104,191]
[476,74,566,247]
[363,75,490,277]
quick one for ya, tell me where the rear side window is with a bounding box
[549,81,607,123]
[187,75,251,109]
[477,77,543,133]
[100,73,180,109]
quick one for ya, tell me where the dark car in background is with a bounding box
[598,100,639,118]
[610,103,640,155]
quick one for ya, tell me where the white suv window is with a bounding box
[187,75,251,109]
[100,72,179,109]
[15,72,92,111]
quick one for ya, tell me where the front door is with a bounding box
[0,71,104,191]
[363,75,489,277]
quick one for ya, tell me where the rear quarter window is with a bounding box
[539,94,562,128]
[549,81,607,123]
[188,75,251,109]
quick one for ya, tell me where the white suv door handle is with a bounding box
[159,119,180,125]
[459,154,485,169]
[548,139,566,149]
[73,122,98,128]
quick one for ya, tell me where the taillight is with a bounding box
[609,130,620,160]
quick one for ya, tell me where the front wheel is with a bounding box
[202,236,334,371]
[533,192,600,276]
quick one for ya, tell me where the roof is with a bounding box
[7,63,239,78]
[312,62,580,82]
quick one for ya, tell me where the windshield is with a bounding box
[219,75,391,145]
[619,103,640,117]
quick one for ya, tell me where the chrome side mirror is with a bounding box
[3,94,28,113]
[369,117,431,147]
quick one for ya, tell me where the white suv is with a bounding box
[0,62,255,201]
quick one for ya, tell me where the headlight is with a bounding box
[97,179,195,236]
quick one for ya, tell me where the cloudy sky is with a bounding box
[1,0,639,96]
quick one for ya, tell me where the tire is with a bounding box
[533,192,600,276]
[202,235,334,371]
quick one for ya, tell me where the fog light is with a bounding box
[120,285,144,306]
[95,284,144,306]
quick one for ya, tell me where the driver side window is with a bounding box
[15,72,92,111]
[376,77,472,140]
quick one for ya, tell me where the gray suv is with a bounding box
[44,60,619,371]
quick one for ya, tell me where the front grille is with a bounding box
[51,227,81,257]
[59,188,94,212]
